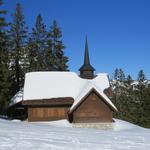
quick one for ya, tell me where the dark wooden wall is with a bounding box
[7,102,27,120]
[25,94,113,122]
[28,106,69,122]
[72,91,113,123]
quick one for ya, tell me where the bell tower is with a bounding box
[79,37,95,79]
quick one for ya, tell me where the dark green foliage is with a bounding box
[44,37,55,71]
[26,38,38,72]
[112,69,150,128]
[126,75,133,85]
[0,0,11,114]
[138,69,146,82]
[113,68,125,81]
[47,20,69,71]
[28,18,69,71]
[32,14,47,52]
[134,70,150,127]
[0,2,69,115]
[8,3,28,95]
[0,0,6,28]
[28,14,47,71]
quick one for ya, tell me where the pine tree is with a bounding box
[143,84,150,128]
[26,38,38,72]
[135,70,148,127]
[112,68,150,128]
[0,0,6,28]
[8,3,28,95]
[112,68,126,100]
[0,0,11,114]
[137,69,147,90]
[126,75,133,85]
[112,69,136,123]
[125,74,134,97]
[136,70,146,102]
[138,69,146,82]
[48,20,69,71]
[44,37,55,71]
[29,14,47,71]
[113,68,119,80]
[118,69,125,82]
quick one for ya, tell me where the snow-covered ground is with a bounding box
[0,119,150,150]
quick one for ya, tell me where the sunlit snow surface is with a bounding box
[0,119,150,150]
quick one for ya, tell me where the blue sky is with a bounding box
[2,0,150,79]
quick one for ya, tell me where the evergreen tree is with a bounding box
[112,68,126,100]
[44,37,55,70]
[137,69,147,90]
[26,38,38,72]
[0,0,6,28]
[138,69,146,82]
[143,84,150,128]
[112,69,150,128]
[112,69,137,124]
[113,68,119,80]
[135,70,149,127]
[0,0,11,114]
[113,68,125,81]
[125,75,134,98]
[136,70,147,105]
[48,20,69,71]
[126,75,133,85]
[29,14,47,71]
[118,69,125,82]
[8,3,28,95]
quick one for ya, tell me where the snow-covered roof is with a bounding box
[10,90,23,106]
[22,71,117,111]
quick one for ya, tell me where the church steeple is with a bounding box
[79,37,95,79]
[84,36,90,66]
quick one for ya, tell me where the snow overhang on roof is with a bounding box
[10,90,23,106]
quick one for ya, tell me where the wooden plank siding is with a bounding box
[28,107,69,122]
[22,92,114,123]
[72,91,113,123]
[22,97,74,122]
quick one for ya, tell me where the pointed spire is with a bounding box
[84,36,90,65]
[79,36,95,79]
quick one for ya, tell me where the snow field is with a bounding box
[0,119,150,150]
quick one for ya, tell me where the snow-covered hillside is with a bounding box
[0,119,150,150]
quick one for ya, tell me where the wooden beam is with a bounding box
[22,97,74,106]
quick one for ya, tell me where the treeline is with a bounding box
[0,1,68,114]
[111,69,150,128]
